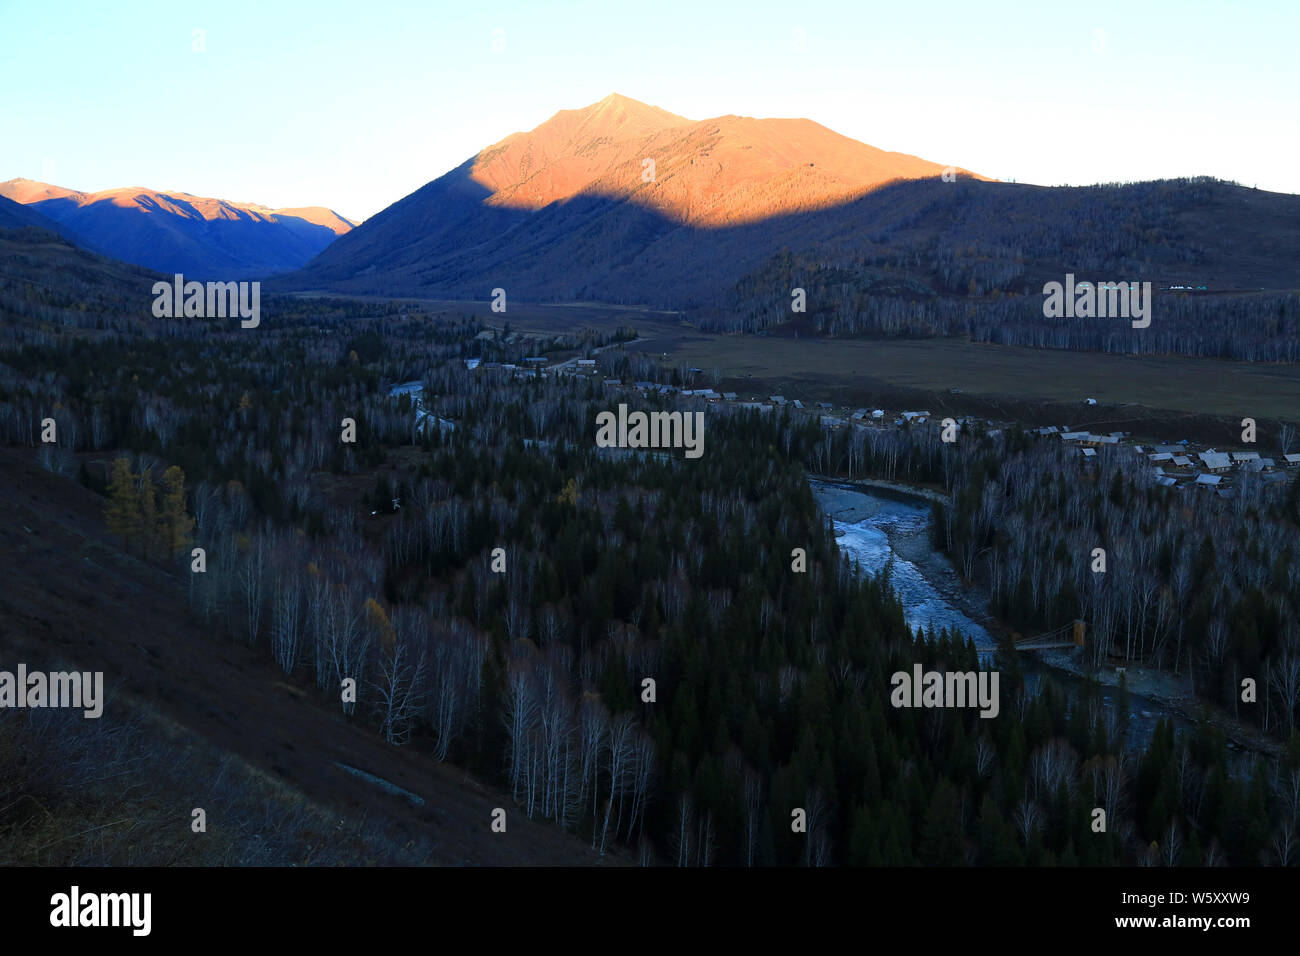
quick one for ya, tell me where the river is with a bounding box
[810,477,1197,754]
[391,381,456,433]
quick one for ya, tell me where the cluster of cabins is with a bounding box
[465,356,935,431]
[1039,425,1300,495]
[1151,447,1300,493]
[467,357,543,379]
[460,359,1297,499]
[467,355,601,380]
[1037,426,1124,461]
[613,382,942,432]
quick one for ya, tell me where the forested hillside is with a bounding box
[284,169,1300,363]
[3,239,1299,865]
[719,178,1300,360]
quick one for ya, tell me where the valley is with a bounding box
[2,56,1298,885]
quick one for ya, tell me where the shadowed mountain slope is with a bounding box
[0,178,354,278]
[282,94,985,299]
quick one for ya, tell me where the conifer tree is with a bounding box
[138,474,158,559]
[104,457,140,548]
[159,465,194,556]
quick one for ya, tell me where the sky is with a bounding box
[1,0,1296,222]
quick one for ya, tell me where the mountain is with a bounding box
[0,192,72,236]
[281,94,985,300]
[0,178,355,279]
[280,95,1300,314]
[475,93,979,226]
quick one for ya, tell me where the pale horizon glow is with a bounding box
[1,0,1296,222]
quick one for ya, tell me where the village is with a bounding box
[456,351,1299,499]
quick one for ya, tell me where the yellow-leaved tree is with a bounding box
[104,457,140,547]
[103,458,195,560]
[365,597,395,651]
[159,465,194,556]
[138,474,157,559]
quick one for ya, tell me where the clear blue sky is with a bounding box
[2,0,1295,221]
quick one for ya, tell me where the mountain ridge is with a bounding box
[284,93,988,298]
[0,178,355,278]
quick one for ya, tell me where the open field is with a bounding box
[294,295,1300,441]
[633,334,1300,423]
[285,293,684,329]
[396,300,1300,422]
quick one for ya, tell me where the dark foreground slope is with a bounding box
[0,448,614,865]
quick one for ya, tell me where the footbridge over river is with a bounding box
[1013,620,1087,651]
[812,476,949,507]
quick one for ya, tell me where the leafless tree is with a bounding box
[1280,423,1296,457]
[974,735,996,779]
[597,713,637,855]
[371,606,427,744]
[240,531,267,647]
[1266,652,1300,734]
[1160,818,1183,867]
[803,787,831,867]
[271,567,303,675]
[670,792,694,867]
[504,644,541,808]
[428,619,486,762]
[1014,795,1040,845]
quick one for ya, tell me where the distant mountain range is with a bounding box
[0,178,354,278]
[7,94,1298,323]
